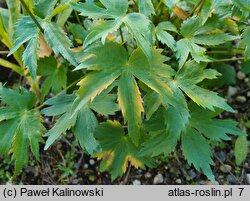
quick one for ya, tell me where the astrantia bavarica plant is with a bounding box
[0,0,249,181]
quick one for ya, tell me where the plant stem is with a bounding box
[119,27,128,50]
[0,51,9,54]
[0,60,41,99]
[0,58,24,75]
[35,104,45,110]
[27,76,41,100]
[189,0,205,16]
[119,27,125,43]
[211,46,245,50]
[213,57,245,62]
[65,77,82,91]
[35,77,82,110]
[51,4,68,20]
[156,0,163,11]
[19,0,44,33]
[207,49,244,54]
[50,0,80,20]
[74,10,82,27]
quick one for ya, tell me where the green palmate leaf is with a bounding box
[0,107,18,121]
[199,0,231,24]
[132,53,188,147]
[34,0,58,19]
[12,110,44,176]
[71,1,153,59]
[84,18,123,47]
[232,0,250,11]
[43,22,78,66]
[142,100,243,180]
[241,27,250,60]
[0,119,18,155]
[43,93,77,150]
[94,121,154,181]
[75,42,128,71]
[140,106,184,157]
[75,106,100,155]
[99,0,128,16]
[42,92,75,117]
[6,0,20,34]
[89,86,119,116]
[140,131,179,157]
[242,60,250,73]
[123,13,153,59]
[175,60,234,112]
[0,87,36,110]
[72,43,127,116]
[22,37,39,79]
[176,16,238,67]
[70,0,128,19]
[67,22,87,43]
[188,101,224,119]
[192,33,239,46]
[182,127,215,181]
[138,0,155,17]
[9,16,40,55]
[191,119,244,141]
[8,16,41,79]
[74,42,188,146]
[42,92,77,150]
[130,49,190,127]
[204,63,236,87]
[234,136,249,165]
[43,89,118,154]
[69,0,123,37]
[189,102,244,141]
[199,0,213,24]
[156,21,178,33]
[0,13,12,48]
[0,8,9,29]
[163,0,174,10]
[176,39,191,68]
[0,87,45,176]
[44,111,77,150]
[118,70,144,146]
[180,16,202,38]
[182,101,244,180]
[72,68,122,116]
[130,50,172,104]
[155,21,178,51]
[70,2,109,19]
[176,38,210,67]
[143,90,161,120]
[38,57,67,100]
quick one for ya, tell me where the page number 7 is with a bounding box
[238,188,244,196]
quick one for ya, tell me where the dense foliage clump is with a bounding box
[0,0,249,182]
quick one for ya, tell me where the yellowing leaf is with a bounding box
[38,34,52,58]
[173,6,189,20]
[43,22,78,66]
[94,121,154,180]
[118,70,144,145]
